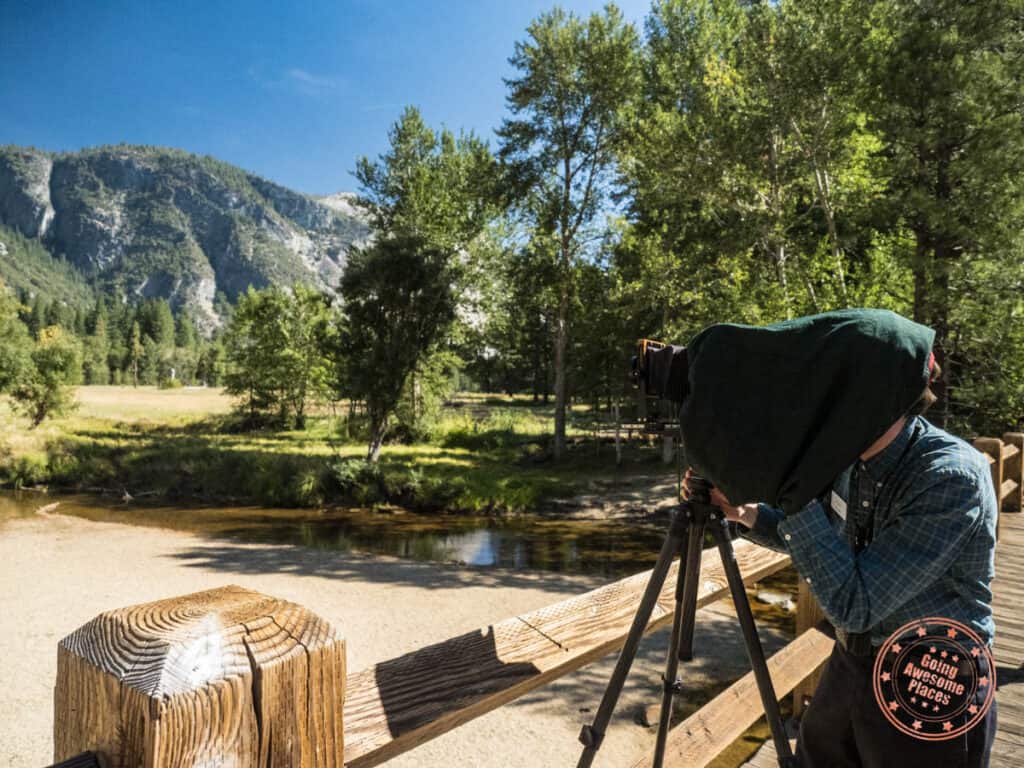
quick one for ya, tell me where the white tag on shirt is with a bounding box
[831,490,848,521]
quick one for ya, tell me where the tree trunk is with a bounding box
[367,414,388,463]
[775,242,792,318]
[813,166,848,303]
[553,285,569,460]
[768,133,792,318]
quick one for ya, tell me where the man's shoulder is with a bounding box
[906,417,990,487]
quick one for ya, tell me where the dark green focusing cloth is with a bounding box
[680,309,935,514]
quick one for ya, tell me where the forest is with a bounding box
[2,0,1023,469]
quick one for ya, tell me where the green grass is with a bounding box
[0,386,667,512]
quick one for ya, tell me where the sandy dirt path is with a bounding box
[0,513,783,768]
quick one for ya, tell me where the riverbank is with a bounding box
[0,387,672,514]
[0,512,788,768]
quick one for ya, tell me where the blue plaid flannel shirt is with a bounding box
[743,416,998,647]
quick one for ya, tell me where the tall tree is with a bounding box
[12,325,82,427]
[355,106,499,252]
[865,0,1024,425]
[151,299,177,349]
[498,4,640,458]
[222,287,334,428]
[83,298,110,384]
[337,235,458,462]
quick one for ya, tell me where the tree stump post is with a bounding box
[53,585,346,768]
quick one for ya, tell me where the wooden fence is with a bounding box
[49,434,1020,768]
[973,432,1023,539]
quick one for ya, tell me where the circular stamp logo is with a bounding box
[873,617,996,741]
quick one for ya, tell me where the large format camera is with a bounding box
[630,339,689,404]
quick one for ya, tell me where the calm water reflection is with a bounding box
[0,491,669,578]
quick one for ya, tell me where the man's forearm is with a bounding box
[777,483,984,634]
[740,503,788,552]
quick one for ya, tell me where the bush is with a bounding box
[0,452,48,488]
[327,458,386,504]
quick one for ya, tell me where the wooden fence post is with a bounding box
[1001,432,1024,512]
[974,437,1004,540]
[53,585,345,768]
[792,579,827,718]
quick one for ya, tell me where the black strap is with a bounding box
[46,753,101,768]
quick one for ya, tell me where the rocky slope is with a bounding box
[0,144,369,329]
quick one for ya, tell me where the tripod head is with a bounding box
[683,474,713,505]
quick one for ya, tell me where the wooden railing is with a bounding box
[49,433,1020,768]
[973,432,1023,540]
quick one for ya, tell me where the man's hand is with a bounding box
[682,469,760,529]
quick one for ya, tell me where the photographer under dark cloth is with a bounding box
[694,380,999,767]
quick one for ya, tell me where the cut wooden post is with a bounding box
[1001,432,1023,512]
[54,585,345,768]
[791,579,827,718]
[974,437,1004,540]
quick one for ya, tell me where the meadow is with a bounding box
[0,386,666,512]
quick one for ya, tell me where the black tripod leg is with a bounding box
[577,518,686,768]
[652,517,704,767]
[709,515,795,768]
[676,510,705,662]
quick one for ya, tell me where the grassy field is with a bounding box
[0,386,667,512]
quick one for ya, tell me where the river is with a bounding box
[0,490,674,578]
[0,489,797,631]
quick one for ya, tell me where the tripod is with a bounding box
[577,476,795,768]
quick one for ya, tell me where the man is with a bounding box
[704,378,999,767]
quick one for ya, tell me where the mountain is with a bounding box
[0,144,370,329]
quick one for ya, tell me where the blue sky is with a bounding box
[1,0,649,195]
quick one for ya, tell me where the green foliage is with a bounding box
[338,234,459,460]
[392,349,461,442]
[196,339,225,385]
[498,3,641,458]
[858,0,1024,428]
[11,325,82,426]
[223,285,335,428]
[600,0,1024,433]
[355,106,500,252]
[0,281,32,392]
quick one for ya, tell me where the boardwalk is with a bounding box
[743,511,1024,767]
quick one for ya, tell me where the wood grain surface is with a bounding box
[53,585,345,768]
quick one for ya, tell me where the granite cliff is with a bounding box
[0,144,369,329]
